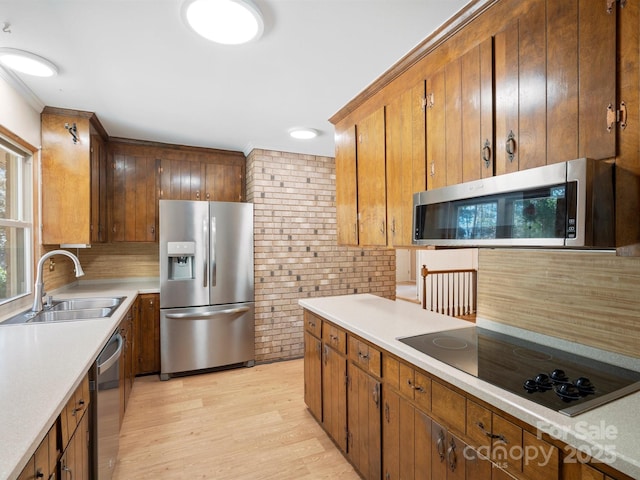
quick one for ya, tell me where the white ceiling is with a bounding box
[0,0,469,158]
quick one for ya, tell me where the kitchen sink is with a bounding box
[29,308,114,323]
[52,297,124,311]
[0,296,126,325]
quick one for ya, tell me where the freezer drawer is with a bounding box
[160,302,255,379]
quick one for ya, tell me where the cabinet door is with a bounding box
[204,162,243,202]
[160,158,196,200]
[414,408,432,480]
[111,152,158,242]
[517,0,547,172]
[426,68,446,189]
[386,93,404,247]
[41,113,92,245]
[357,107,387,246]
[60,412,90,480]
[494,21,520,175]
[335,125,359,245]
[431,420,448,479]
[304,330,322,422]
[348,364,381,480]
[577,0,616,160]
[462,38,495,182]
[322,344,347,452]
[546,0,579,165]
[382,388,400,480]
[386,80,426,247]
[135,293,160,375]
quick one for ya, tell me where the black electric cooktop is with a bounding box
[399,327,640,417]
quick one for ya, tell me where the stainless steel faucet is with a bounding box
[32,249,85,312]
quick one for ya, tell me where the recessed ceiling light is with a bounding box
[289,128,319,140]
[0,48,58,77]
[183,0,264,45]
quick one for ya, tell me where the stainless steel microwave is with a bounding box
[412,158,614,248]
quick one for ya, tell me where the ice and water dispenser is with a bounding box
[166,241,196,280]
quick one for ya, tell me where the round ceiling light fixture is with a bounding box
[0,48,58,77]
[183,0,264,45]
[289,128,319,140]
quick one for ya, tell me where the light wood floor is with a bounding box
[113,359,360,479]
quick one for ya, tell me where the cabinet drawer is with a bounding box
[304,310,323,338]
[348,336,381,377]
[491,413,523,473]
[61,373,90,449]
[431,381,466,434]
[382,354,400,389]
[322,322,347,355]
[466,400,492,451]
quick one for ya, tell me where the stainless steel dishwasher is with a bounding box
[91,331,123,480]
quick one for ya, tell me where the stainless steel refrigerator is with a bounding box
[159,200,254,380]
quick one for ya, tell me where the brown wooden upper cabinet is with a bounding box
[109,141,159,242]
[495,0,617,174]
[332,0,620,247]
[159,151,245,203]
[335,125,359,245]
[356,107,387,246]
[41,107,108,245]
[107,141,245,243]
[386,80,426,247]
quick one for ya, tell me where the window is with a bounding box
[0,135,32,304]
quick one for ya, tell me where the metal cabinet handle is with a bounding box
[62,464,72,479]
[476,421,507,442]
[505,130,516,162]
[372,384,380,407]
[437,430,446,462]
[447,439,457,472]
[482,139,491,168]
[406,378,415,389]
[358,351,369,361]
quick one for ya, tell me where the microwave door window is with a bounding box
[511,186,567,239]
[456,202,498,239]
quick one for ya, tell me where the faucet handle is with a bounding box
[45,295,53,308]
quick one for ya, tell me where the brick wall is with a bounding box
[246,149,396,363]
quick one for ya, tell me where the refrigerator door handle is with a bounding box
[211,216,217,287]
[203,217,208,288]
[164,307,250,319]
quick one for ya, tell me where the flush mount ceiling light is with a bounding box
[183,0,264,45]
[289,128,319,140]
[0,48,58,77]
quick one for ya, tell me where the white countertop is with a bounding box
[299,294,640,479]
[0,279,159,480]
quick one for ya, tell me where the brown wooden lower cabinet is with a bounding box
[347,363,381,479]
[322,341,348,451]
[304,329,322,422]
[135,293,160,375]
[302,310,633,480]
[383,388,433,480]
[119,307,135,426]
[60,412,90,480]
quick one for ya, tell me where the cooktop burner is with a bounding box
[398,327,640,416]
